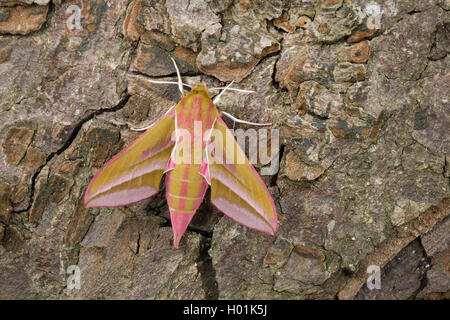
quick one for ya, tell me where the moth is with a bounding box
[84,59,277,247]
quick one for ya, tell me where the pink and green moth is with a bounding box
[84,59,277,247]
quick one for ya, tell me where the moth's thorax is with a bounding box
[175,83,218,132]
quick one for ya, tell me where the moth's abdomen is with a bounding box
[165,164,208,247]
[166,164,207,213]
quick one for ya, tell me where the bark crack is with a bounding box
[407,236,431,299]
[196,234,219,300]
[13,92,131,216]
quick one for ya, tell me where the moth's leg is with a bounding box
[212,82,271,126]
[209,81,270,126]
[130,124,154,132]
[130,105,176,131]
[171,57,184,96]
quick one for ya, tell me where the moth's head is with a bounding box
[189,83,209,95]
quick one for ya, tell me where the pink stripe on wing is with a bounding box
[211,197,275,235]
[84,109,175,206]
[210,166,269,221]
[87,161,167,200]
[215,117,277,229]
[86,186,157,208]
[139,139,175,161]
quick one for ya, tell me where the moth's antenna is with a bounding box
[213,81,234,104]
[171,57,184,96]
[209,87,255,93]
[221,111,272,126]
[145,79,194,89]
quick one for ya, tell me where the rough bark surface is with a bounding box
[0,0,448,299]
